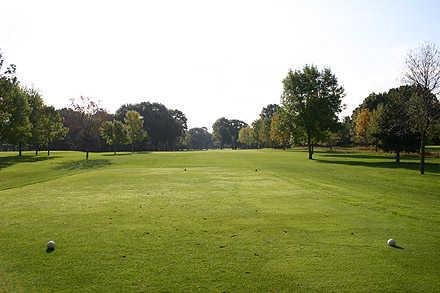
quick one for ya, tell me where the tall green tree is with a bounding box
[365,106,383,152]
[228,119,248,149]
[101,120,128,154]
[0,51,17,143]
[27,89,45,155]
[281,65,345,159]
[377,86,419,163]
[252,119,265,148]
[125,110,146,152]
[238,126,255,148]
[260,104,280,147]
[212,117,231,149]
[41,106,68,156]
[4,85,32,156]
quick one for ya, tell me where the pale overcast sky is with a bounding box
[1,0,439,129]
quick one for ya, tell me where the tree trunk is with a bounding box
[131,143,135,153]
[86,151,89,160]
[375,144,378,152]
[396,150,400,164]
[420,133,425,175]
[18,143,22,157]
[47,143,50,156]
[35,148,39,156]
[307,134,313,160]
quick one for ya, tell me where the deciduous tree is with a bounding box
[185,127,213,150]
[125,110,146,152]
[101,120,128,154]
[70,97,106,160]
[4,85,32,156]
[41,106,68,156]
[238,126,255,148]
[27,89,45,155]
[270,112,290,149]
[404,42,440,174]
[377,86,419,163]
[281,65,344,159]
[354,108,370,145]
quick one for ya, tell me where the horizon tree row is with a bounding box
[1,42,440,174]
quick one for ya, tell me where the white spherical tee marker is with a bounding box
[387,239,396,247]
[47,240,56,251]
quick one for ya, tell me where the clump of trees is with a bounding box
[184,127,213,150]
[212,118,248,149]
[0,52,67,156]
[115,102,187,151]
[351,43,440,173]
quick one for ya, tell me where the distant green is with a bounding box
[0,150,439,292]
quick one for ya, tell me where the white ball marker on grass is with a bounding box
[47,240,56,250]
[387,239,396,247]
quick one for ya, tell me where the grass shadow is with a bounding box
[391,245,404,250]
[0,155,56,170]
[316,158,440,174]
[101,151,151,156]
[55,159,112,171]
[319,153,419,160]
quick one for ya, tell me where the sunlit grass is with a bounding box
[0,150,439,292]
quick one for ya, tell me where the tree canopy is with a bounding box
[281,65,345,159]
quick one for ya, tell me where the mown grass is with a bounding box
[0,150,439,292]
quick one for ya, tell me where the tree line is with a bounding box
[215,43,440,174]
[1,43,439,174]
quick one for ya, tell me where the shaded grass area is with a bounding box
[55,159,112,170]
[317,152,440,174]
[0,150,439,292]
[0,154,56,170]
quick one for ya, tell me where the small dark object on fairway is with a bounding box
[254,253,259,256]
[351,232,354,235]
[255,169,258,172]
[203,217,207,220]
[231,234,238,238]
[283,230,288,233]
[245,271,250,274]
[184,168,187,171]
[46,240,56,253]
[122,255,126,258]
[219,245,226,248]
